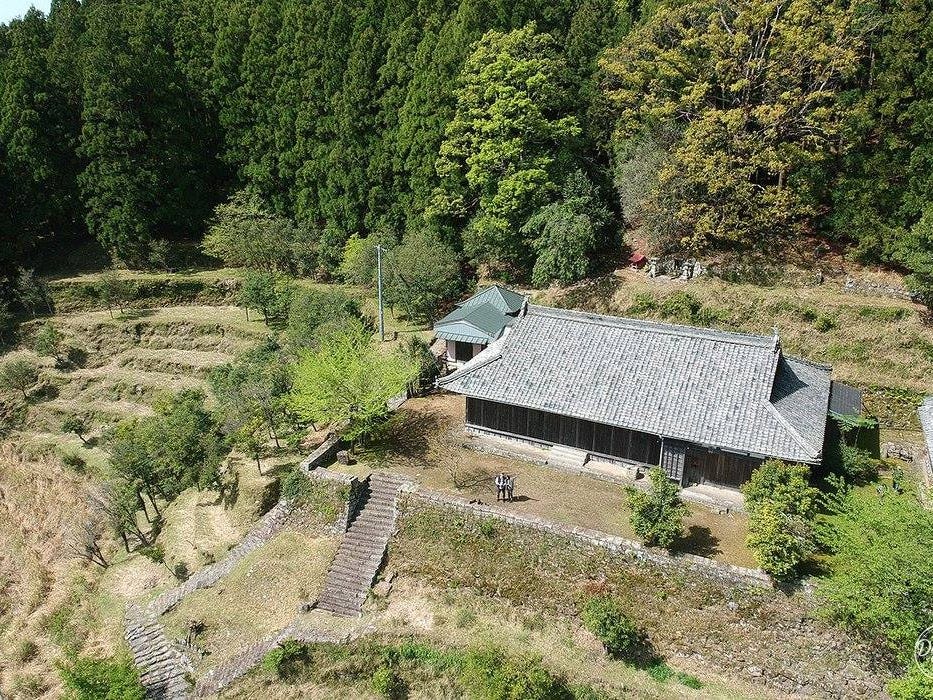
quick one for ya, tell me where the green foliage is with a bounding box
[430,23,582,275]
[897,207,933,307]
[109,388,228,522]
[209,340,291,449]
[838,443,879,484]
[459,648,572,700]
[580,596,640,660]
[238,270,292,324]
[817,489,933,663]
[371,665,405,699]
[625,467,687,548]
[261,640,311,679]
[742,460,818,579]
[383,230,462,323]
[33,322,64,358]
[523,170,610,287]
[203,189,315,274]
[742,460,818,517]
[399,335,440,390]
[888,663,933,700]
[603,0,863,253]
[290,319,417,443]
[0,357,38,399]
[61,414,89,442]
[286,288,363,351]
[95,270,128,319]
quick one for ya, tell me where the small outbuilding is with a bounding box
[433,285,526,366]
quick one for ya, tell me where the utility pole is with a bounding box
[376,244,385,342]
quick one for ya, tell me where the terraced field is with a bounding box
[0,305,286,697]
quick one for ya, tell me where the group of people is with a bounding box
[494,473,515,502]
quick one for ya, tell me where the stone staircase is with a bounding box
[314,472,406,616]
[546,444,590,471]
[125,605,192,699]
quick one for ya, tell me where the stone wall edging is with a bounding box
[146,499,295,617]
[407,489,771,587]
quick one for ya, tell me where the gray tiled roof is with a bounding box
[439,305,832,463]
[919,397,933,468]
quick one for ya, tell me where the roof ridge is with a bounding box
[527,304,774,349]
[765,402,821,459]
[784,353,833,372]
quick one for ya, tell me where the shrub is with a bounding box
[742,460,819,579]
[262,640,311,679]
[61,415,90,444]
[627,292,658,316]
[15,638,39,663]
[280,468,308,501]
[580,596,641,660]
[11,673,46,698]
[746,501,815,580]
[813,314,837,332]
[625,467,687,548]
[371,665,405,699]
[646,662,673,682]
[459,649,571,700]
[58,654,145,700]
[60,451,87,473]
[742,459,818,517]
[286,287,363,351]
[888,663,933,700]
[817,489,933,663]
[838,443,879,484]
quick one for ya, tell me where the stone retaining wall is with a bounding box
[194,623,354,697]
[843,276,920,302]
[407,489,771,587]
[147,500,294,617]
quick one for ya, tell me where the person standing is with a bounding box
[495,473,505,501]
[505,475,514,502]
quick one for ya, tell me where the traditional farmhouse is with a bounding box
[439,301,861,490]
[433,285,526,366]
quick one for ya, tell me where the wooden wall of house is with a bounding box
[684,446,761,489]
[466,398,662,465]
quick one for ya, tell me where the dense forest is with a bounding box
[0,0,932,298]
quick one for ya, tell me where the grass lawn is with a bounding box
[162,529,338,672]
[352,393,755,568]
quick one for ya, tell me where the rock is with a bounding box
[372,580,393,598]
[336,450,351,465]
[727,601,738,611]
[746,666,763,677]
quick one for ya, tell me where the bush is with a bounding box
[15,638,39,663]
[813,314,837,332]
[59,654,145,700]
[580,596,641,660]
[60,451,87,473]
[459,649,572,700]
[371,665,405,699]
[281,467,312,502]
[818,489,933,663]
[839,443,879,484]
[888,663,933,700]
[625,467,687,548]
[262,640,311,679]
[742,460,819,579]
[746,501,815,580]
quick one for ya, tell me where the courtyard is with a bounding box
[349,393,756,568]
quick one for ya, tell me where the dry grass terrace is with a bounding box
[349,393,755,568]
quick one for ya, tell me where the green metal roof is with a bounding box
[458,285,526,314]
[434,301,512,343]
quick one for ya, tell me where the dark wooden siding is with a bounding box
[466,398,762,488]
[660,440,687,482]
[684,446,760,488]
[465,398,661,466]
